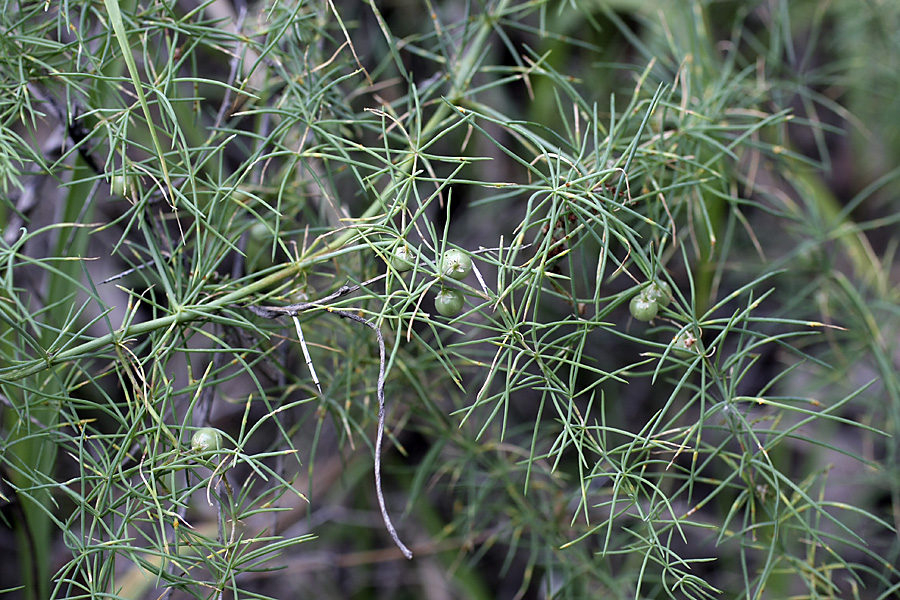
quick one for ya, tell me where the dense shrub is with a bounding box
[1,1,899,598]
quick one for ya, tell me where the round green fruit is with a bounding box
[434,287,465,317]
[672,330,701,359]
[191,427,224,454]
[629,293,658,321]
[390,245,414,273]
[441,249,473,280]
[110,174,130,197]
[644,281,672,308]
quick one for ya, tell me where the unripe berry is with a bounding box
[629,293,658,321]
[391,245,414,273]
[434,287,465,317]
[191,427,224,454]
[644,281,672,308]
[441,249,473,280]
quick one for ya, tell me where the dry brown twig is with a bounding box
[245,273,413,559]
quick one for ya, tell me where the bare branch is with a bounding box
[245,272,413,559]
[330,308,412,559]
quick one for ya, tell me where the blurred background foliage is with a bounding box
[1,0,899,598]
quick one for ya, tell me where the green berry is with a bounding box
[672,329,701,359]
[644,281,672,308]
[441,249,473,280]
[434,287,465,317]
[110,174,130,197]
[191,427,223,454]
[390,245,414,273]
[629,293,658,321]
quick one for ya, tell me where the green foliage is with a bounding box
[1,0,899,598]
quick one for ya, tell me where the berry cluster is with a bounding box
[388,245,474,318]
[628,281,673,322]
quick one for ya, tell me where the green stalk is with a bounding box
[2,259,305,383]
